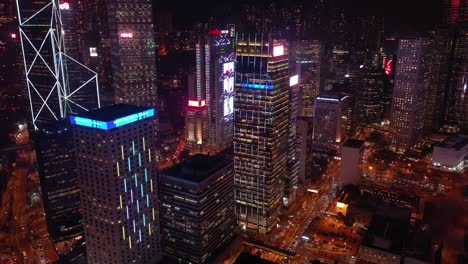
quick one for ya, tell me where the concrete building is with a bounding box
[312,92,348,152]
[432,134,468,172]
[71,105,161,264]
[389,38,432,153]
[296,116,313,184]
[185,99,210,155]
[159,154,235,263]
[339,139,364,186]
[292,40,323,117]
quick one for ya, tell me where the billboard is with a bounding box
[222,62,234,117]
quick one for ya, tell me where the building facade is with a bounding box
[312,92,348,152]
[292,40,322,117]
[234,33,289,233]
[185,99,210,154]
[188,24,236,153]
[296,116,313,184]
[159,154,235,263]
[71,105,161,264]
[35,120,83,243]
[389,38,432,153]
[339,139,364,186]
[108,0,158,108]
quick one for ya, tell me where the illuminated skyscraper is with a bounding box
[16,0,99,245]
[188,24,235,153]
[16,0,100,130]
[312,92,348,152]
[159,154,235,263]
[71,104,161,264]
[185,99,210,155]
[356,68,385,124]
[390,38,432,153]
[234,33,289,233]
[108,0,157,108]
[292,40,322,117]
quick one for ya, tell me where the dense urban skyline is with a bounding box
[0,0,467,264]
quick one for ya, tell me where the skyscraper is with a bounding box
[159,154,235,263]
[296,116,313,184]
[292,40,322,117]
[312,92,348,152]
[185,99,210,154]
[108,0,158,108]
[390,38,432,153]
[356,68,385,124]
[71,104,161,264]
[35,120,83,243]
[188,24,235,154]
[16,0,99,130]
[16,0,99,245]
[234,33,289,233]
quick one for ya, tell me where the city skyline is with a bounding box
[0,0,467,264]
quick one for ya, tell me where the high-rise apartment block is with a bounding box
[159,154,235,263]
[71,105,161,264]
[187,24,235,154]
[234,33,289,233]
[390,38,432,153]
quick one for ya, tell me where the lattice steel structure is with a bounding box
[16,0,99,130]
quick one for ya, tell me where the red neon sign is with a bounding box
[120,32,133,38]
[384,58,393,75]
[188,100,206,107]
[209,29,229,35]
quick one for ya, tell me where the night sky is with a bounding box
[154,0,444,31]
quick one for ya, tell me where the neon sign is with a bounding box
[241,83,274,90]
[11,33,16,39]
[210,30,229,35]
[273,45,284,57]
[290,75,299,86]
[120,32,133,38]
[70,109,155,130]
[384,58,393,75]
[89,47,98,57]
[59,2,70,10]
[188,100,206,107]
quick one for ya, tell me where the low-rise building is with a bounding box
[432,134,468,172]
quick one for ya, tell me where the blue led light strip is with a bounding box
[70,109,155,130]
[241,83,274,90]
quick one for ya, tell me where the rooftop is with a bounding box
[435,134,468,151]
[361,207,411,254]
[72,104,153,121]
[161,154,232,183]
[69,104,155,130]
[344,139,364,149]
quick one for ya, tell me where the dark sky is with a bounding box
[153,0,444,31]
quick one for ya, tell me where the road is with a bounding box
[243,160,341,263]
